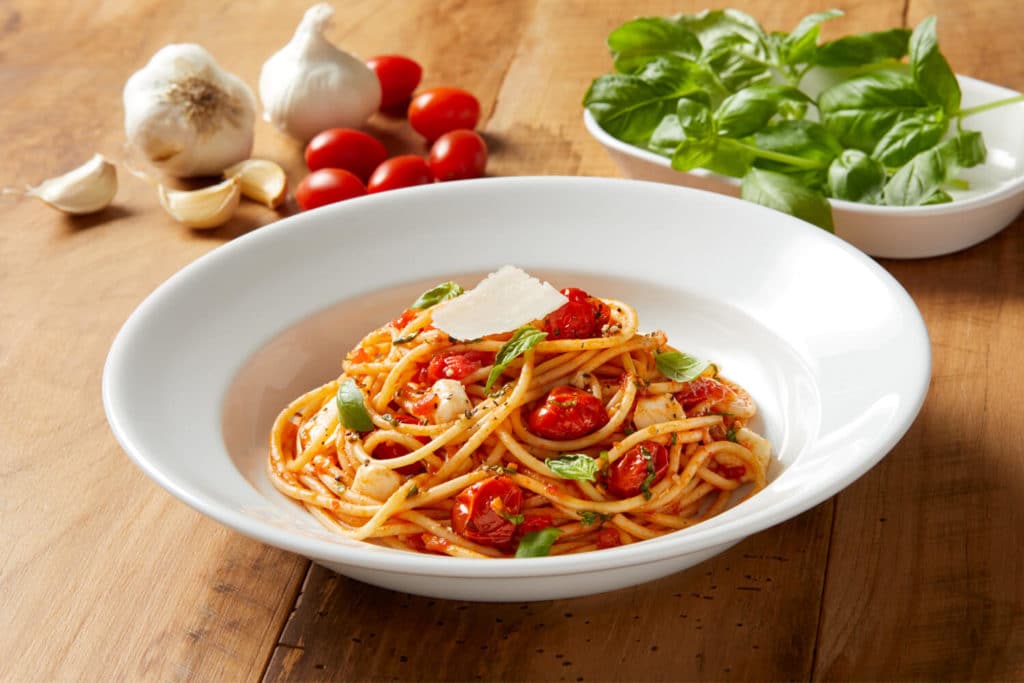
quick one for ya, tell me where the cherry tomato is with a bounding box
[372,414,426,475]
[366,55,423,110]
[429,130,488,181]
[367,155,434,193]
[304,128,388,182]
[606,441,669,498]
[596,527,621,549]
[542,287,611,340]
[408,87,481,142]
[451,477,523,547]
[294,168,367,210]
[390,308,419,329]
[426,350,495,384]
[674,377,733,409]
[517,514,553,536]
[714,462,747,480]
[411,393,438,418]
[527,385,609,440]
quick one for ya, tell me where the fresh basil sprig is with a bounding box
[655,351,710,383]
[515,527,563,558]
[336,379,374,432]
[485,326,547,392]
[411,281,464,309]
[545,454,600,481]
[584,9,1024,230]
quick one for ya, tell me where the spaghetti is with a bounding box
[268,277,772,558]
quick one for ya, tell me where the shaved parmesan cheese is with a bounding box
[431,266,567,339]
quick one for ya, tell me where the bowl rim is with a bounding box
[583,73,1024,217]
[103,176,931,579]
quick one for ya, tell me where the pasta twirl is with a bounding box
[268,277,772,558]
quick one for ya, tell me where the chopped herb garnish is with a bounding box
[726,428,738,442]
[393,331,421,345]
[406,484,420,499]
[639,445,657,500]
[500,511,525,525]
[579,510,613,526]
[545,454,600,481]
[515,527,563,558]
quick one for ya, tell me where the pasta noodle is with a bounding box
[268,278,772,558]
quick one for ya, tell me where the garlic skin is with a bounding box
[27,154,117,215]
[157,176,241,229]
[124,44,256,178]
[259,3,381,141]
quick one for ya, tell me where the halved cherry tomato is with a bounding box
[411,393,438,418]
[527,385,609,440]
[295,168,367,210]
[304,128,388,182]
[408,87,480,142]
[372,414,427,475]
[429,129,487,181]
[390,308,419,329]
[596,527,621,548]
[517,514,553,536]
[366,55,423,110]
[426,350,495,384]
[674,377,733,409]
[542,287,611,340]
[451,477,523,547]
[367,155,434,193]
[606,441,668,498]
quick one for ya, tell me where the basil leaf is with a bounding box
[741,168,834,232]
[336,379,374,432]
[515,527,563,558]
[485,326,546,392]
[921,188,953,205]
[714,85,811,138]
[655,351,710,382]
[827,150,885,203]
[752,120,842,170]
[676,9,769,55]
[818,71,928,150]
[648,114,685,157]
[545,454,600,481]
[676,97,714,139]
[813,28,911,67]
[883,131,986,206]
[584,56,708,145]
[870,111,947,166]
[909,16,960,115]
[701,35,773,93]
[608,17,702,74]
[781,10,843,65]
[704,138,755,178]
[412,281,464,309]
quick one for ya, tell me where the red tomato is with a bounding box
[367,155,434,193]
[304,128,388,182]
[451,477,523,547]
[426,350,495,384]
[674,377,733,409]
[596,527,621,549]
[373,414,426,475]
[408,87,481,142]
[411,393,437,418]
[606,441,669,498]
[429,130,488,181]
[366,55,423,110]
[527,386,609,440]
[517,514,553,536]
[295,168,367,210]
[716,463,746,480]
[542,288,611,339]
[390,308,419,329]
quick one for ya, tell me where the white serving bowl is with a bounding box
[103,177,930,601]
[584,75,1024,259]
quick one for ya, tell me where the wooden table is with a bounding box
[3,0,1022,680]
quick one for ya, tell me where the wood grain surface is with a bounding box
[1,0,1021,681]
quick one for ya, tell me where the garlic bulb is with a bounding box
[124,44,256,178]
[158,177,240,229]
[27,154,118,214]
[259,3,381,141]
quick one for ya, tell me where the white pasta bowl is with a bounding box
[584,75,1024,259]
[103,176,930,601]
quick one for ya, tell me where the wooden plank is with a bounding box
[813,0,1024,678]
[265,505,832,682]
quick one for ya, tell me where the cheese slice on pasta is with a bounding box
[430,265,567,339]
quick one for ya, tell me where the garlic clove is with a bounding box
[157,176,240,229]
[27,154,118,215]
[223,159,288,209]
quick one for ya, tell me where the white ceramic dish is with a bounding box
[103,177,930,601]
[584,75,1024,259]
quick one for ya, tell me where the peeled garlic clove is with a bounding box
[27,154,117,215]
[158,176,240,229]
[223,159,288,209]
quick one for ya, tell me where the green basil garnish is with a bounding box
[655,350,710,383]
[485,326,547,392]
[545,454,600,481]
[514,527,563,558]
[411,281,464,309]
[336,379,374,432]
